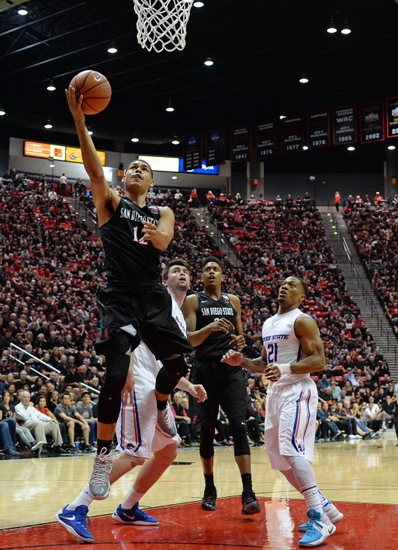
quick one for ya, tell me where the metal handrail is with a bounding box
[9,343,100,394]
[10,343,60,375]
[338,235,398,357]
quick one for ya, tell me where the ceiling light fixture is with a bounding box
[193,1,204,7]
[299,73,309,84]
[347,146,355,151]
[327,16,337,33]
[47,80,56,91]
[171,135,180,145]
[388,145,396,150]
[0,108,5,116]
[18,6,28,15]
[165,100,174,112]
[87,126,93,136]
[131,135,139,142]
[44,118,52,129]
[341,18,351,35]
[107,41,117,54]
[303,145,309,151]
[204,57,214,66]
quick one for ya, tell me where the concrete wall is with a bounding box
[2,138,391,205]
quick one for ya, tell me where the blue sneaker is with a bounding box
[112,503,159,525]
[298,501,344,531]
[298,509,336,547]
[56,505,94,542]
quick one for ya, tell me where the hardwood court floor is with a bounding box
[1,431,398,549]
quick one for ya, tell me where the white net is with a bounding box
[133,0,194,53]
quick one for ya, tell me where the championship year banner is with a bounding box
[254,120,277,159]
[308,111,330,149]
[281,115,304,154]
[230,125,251,162]
[386,97,398,138]
[205,129,225,166]
[183,134,202,171]
[360,101,385,143]
[333,105,357,145]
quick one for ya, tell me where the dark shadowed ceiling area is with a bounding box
[1,0,398,172]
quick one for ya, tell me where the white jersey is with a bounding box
[262,308,310,389]
[116,296,184,458]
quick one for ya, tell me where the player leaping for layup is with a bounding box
[65,88,193,501]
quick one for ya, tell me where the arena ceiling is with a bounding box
[0,0,398,171]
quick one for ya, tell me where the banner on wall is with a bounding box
[205,129,225,166]
[66,147,106,166]
[333,105,357,145]
[386,97,398,138]
[308,111,330,149]
[183,133,202,171]
[24,140,105,165]
[360,101,385,143]
[281,115,304,153]
[24,141,66,161]
[230,125,251,162]
[254,120,277,159]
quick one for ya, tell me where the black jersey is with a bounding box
[194,291,237,360]
[100,196,161,285]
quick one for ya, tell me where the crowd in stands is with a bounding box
[0,176,396,456]
[343,195,398,337]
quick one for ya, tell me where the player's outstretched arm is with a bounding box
[221,349,267,373]
[65,85,117,223]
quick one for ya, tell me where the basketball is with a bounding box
[69,70,112,115]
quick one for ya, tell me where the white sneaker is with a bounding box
[298,509,336,547]
[299,501,343,531]
[354,434,362,439]
[347,434,355,440]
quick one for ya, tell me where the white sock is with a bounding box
[67,484,94,510]
[302,487,323,512]
[318,490,329,507]
[121,488,145,510]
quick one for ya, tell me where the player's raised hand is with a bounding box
[209,318,234,334]
[139,221,158,243]
[189,384,208,403]
[230,334,246,351]
[65,85,85,125]
[221,349,243,366]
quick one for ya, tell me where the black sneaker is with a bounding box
[241,490,261,515]
[201,487,217,511]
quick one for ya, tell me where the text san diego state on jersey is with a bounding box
[100,196,161,284]
[195,291,237,360]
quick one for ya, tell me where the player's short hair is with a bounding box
[162,259,191,281]
[81,391,91,398]
[294,276,309,298]
[128,159,153,178]
[202,256,223,272]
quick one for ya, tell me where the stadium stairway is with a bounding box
[321,209,398,380]
[65,197,98,233]
[190,207,241,267]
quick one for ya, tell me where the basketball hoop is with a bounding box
[133,0,194,53]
